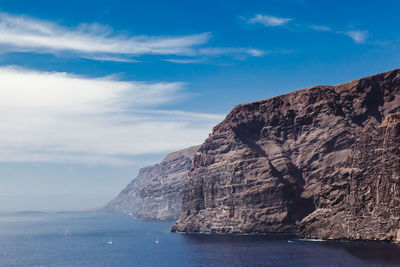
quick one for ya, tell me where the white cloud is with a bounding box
[198,47,266,57]
[0,66,224,165]
[83,56,141,63]
[163,48,266,63]
[246,49,266,57]
[308,25,369,45]
[0,12,265,62]
[247,14,292,27]
[244,13,372,46]
[163,58,207,64]
[164,47,268,64]
[0,13,210,57]
[344,30,369,44]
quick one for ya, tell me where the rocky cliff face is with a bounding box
[172,69,400,241]
[299,114,400,241]
[103,146,199,220]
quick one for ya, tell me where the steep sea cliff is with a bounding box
[103,146,199,220]
[173,69,400,241]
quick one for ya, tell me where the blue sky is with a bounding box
[0,0,399,211]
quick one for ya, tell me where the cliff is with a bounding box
[172,68,400,241]
[103,145,199,220]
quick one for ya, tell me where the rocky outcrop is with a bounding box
[172,68,400,241]
[103,146,199,220]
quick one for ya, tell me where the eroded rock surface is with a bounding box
[173,69,400,240]
[103,146,199,220]
[299,114,400,241]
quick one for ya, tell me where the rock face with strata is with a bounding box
[172,69,400,241]
[299,114,400,241]
[103,146,199,220]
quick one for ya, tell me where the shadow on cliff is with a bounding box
[233,120,316,227]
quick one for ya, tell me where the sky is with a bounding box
[0,0,399,211]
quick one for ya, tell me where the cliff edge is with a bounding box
[103,145,199,220]
[172,69,400,241]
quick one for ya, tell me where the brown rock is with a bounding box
[103,145,199,220]
[172,68,400,240]
[299,114,400,241]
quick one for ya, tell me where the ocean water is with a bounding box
[0,213,400,266]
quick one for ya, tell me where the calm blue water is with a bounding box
[0,212,400,266]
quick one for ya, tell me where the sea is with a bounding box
[0,212,399,266]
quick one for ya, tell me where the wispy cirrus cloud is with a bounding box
[244,12,371,45]
[197,47,266,58]
[83,55,141,63]
[0,12,264,62]
[163,48,289,64]
[309,25,369,44]
[246,14,293,27]
[308,24,369,44]
[162,47,267,64]
[242,48,266,57]
[163,58,207,64]
[310,26,369,44]
[0,12,210,57]
[0,66,223,165]
[343,30,369,44]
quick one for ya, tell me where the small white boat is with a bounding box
[155,240,159,244]
[107,241,113,245]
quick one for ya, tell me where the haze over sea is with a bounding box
[1,212,400,267]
